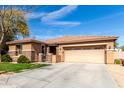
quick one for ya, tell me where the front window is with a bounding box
[49,46,56,55]
[41,46,45,54]
[16,44,22,56]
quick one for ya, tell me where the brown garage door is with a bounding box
[64,49,105,63]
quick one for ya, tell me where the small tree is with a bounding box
[120,46,124,51]
[0,6,36,62]
[114,42,119,49]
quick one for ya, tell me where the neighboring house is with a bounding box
[6,36,118,64]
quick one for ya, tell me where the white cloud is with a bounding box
[42,5,78,21]
[47,21,81,26]
[26,12,46,19]
[41,5,81,27]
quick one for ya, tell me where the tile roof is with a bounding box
[6,36,118,45]
[43,36,118,44]
[6,38,44,45]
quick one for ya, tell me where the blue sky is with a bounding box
[26,5,124,46]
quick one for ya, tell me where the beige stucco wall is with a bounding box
[8,43,44,62]
[106,41,115,49]
[106,50,114,64]
[8,40,116,64]
[9,43,44,52]
[8,45,17,61]
[52,55,56,63]
[106,42,115,64]
[31,43,43,52]
[22,43,32,51]
[8,44,32,62]
[9,45,16,51]
[56,40,115,64]
[9,43,32,52]
[31,43,42,61]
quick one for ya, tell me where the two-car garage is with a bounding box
[64,45,106,64]
[43,36,117,64]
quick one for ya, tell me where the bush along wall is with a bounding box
[1,54,12,62]
[114,59,122,64]
[17,55,30,63]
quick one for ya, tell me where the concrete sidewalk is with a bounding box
[0,63,118,88]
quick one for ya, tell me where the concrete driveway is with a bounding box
[0,63,117,88]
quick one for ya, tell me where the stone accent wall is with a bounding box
[31,51,36,61]
[12,56,19,62]
[106,50,114,64]
[56,55,61,62]
[52,55,56,63]
[9,51,39,62]
[22,51,40,62]
[46,53,52,62]
[22,51,32,61]
[8,42,46,62]
[7,39,116,63]
[105,50,124,64]
[38,53,43,62]
[46,54,61,63]
[8,51,17,62]
[8,51,16,56]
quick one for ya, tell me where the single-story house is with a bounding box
[6,36,118,64]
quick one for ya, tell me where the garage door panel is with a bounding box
[64,49,105,63]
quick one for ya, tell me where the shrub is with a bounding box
[114,59,121,64]
[17,55,30,63]
[1,54,12,62]
[120,46,124,51]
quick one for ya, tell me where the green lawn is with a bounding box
[0,63,50,73]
